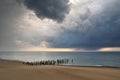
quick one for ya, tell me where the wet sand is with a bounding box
[0,59,120,80]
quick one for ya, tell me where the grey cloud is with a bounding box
[1,0,120,51]
[21,0,70,22]
[45,0,120,49]
[0,0,26,51]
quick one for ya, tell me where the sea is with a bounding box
[0,52,120,67]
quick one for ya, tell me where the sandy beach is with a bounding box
[0,59,120,80]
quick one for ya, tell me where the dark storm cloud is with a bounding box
[1,0,120,51]
[48,25,120,50]
[21,0,70,22]
[46,0,120,49]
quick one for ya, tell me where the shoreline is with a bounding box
[0,59,120,80]
[0,58,120,68]
[59,64,120,68]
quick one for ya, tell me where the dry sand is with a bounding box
[0,59,120,80]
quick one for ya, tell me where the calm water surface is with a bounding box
[0,52,120,67]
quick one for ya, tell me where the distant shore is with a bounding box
[0,59,120,80]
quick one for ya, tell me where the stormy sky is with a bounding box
[0,0,120,51]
